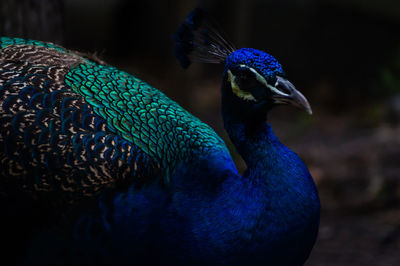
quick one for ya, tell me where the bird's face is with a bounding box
[224,48,312,116]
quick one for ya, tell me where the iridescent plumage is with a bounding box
[0,37,228,198]
[0,8,319,266]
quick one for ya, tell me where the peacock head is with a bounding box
[223,48,312,116]
[174,8,312,119]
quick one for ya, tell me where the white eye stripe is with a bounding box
[269,85,290,97]
[239,64,290,97]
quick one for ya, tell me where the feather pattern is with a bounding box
[0,37,227,198]
[64,62,229,183]
[0,44,155,198]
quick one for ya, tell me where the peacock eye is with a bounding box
[231,67,259,92]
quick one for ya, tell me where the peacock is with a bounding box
[0,8,320,266]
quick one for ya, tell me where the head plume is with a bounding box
[173,8,236,69]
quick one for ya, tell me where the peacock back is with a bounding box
[0,37,229,199]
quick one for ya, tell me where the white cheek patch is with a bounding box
[227,70,256,101]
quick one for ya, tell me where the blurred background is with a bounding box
[1,0,399,265]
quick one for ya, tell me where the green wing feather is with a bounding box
[65,62,229,182]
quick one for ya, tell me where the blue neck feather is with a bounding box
[214,72,320,264]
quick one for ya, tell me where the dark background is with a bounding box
[1,0,399,265]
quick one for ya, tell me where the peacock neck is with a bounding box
[221,73,282,174]
[223,117,279,171]
[220,75,319,209]
[222,88,319,239]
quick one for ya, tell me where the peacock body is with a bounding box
[0,8,320,266]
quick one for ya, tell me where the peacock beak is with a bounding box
[270,76,312,115]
